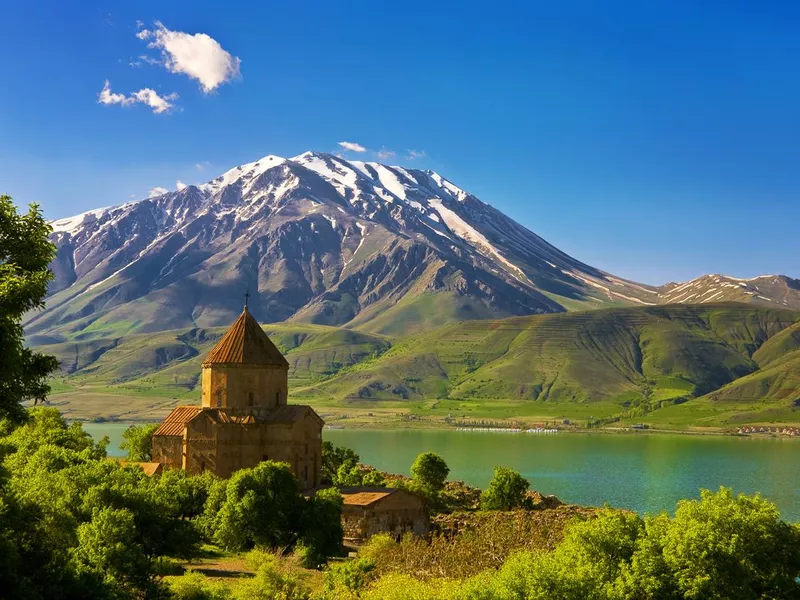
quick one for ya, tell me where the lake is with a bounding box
[83,423,800,522]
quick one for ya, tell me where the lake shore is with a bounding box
[45,389,800,438]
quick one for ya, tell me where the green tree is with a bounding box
[70,506,152,596]
[480,467,530,510]
[213,461,304,551]
[299,487,344,568]
[322,442,360,484]
[0,196,59,423]
[410,452,449,494]
[119,423,158,462]
[333,458,386,488]
[618,487,800,599]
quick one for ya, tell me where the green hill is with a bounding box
[294,304,798,406]
[36,303,800,428]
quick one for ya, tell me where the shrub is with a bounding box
[169,571,231,600]
[231,563,310,600]
[410,453,449,494]
[480,467,530,511]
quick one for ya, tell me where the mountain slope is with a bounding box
[293,304,798,406]
[658,274,800,309]
[28,152,673,342]
[42,305,799,426]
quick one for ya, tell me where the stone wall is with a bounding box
[201,364,288,410]
[342,491,429,541]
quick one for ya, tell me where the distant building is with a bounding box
[151,305,323,490]
[339,487,430,542]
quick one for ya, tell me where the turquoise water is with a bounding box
[84,423,800,522]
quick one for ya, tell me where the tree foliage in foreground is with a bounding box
[0,196,58,423]
[0,409,344,599]
[326,487,800,600]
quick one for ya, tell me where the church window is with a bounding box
[262,454,268,462]
[303,465,308,481]
[200,461,206,473]
[248,392,254,407]
[216,390,223,406]
[275,391,281,405]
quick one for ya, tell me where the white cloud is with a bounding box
[376,147,396,160]
[176,180,187,191]
[195,161,211,172]
[98,80,177,114]
[98,80,134,107]
[148,186,169,198]
[132,88,178,113]
[407,149,426,160]
[338,141,367,153]
[137,22,241,93]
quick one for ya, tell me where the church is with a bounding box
[151,304,323,490]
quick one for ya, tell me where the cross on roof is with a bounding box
[244,289,250,309]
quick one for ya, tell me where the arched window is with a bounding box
[200,461,206,473]
[275,391,281,405]
[248,392,254,407]
[216,390,223,406]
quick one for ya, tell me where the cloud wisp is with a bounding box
[137,22,241,93]
[98,80,177,114]
[338,141,367,153]
[376,147,396,160]
[148,186,169,198]
[407,149,426,160]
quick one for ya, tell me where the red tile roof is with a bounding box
[202,307,288,367]
[153,406,203,437]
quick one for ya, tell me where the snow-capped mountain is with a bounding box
[26,151,798,341]
[658,274,800,308]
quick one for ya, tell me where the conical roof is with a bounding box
[202,307,288,367]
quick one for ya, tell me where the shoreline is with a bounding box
[73,417,800,440]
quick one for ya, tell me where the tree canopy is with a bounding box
[410,452,449,494]
[480,466,530,511]
[0,196,58,423]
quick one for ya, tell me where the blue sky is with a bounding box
[1,0,798,285]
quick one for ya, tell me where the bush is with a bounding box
[231,563,310,600]
[323,557,377,594]
[480,467,530,511]
[410,453,449,494]
[169,571,231,600]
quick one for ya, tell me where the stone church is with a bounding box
[151,305,323,490]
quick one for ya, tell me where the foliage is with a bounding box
[212,461,305,552]
[0,196,59,423]
[410,452,449,494]
[333,458,385,488]
[119,423,159,461]
[480,467,530,511]
[323,557,377,595]
[231,563,310,600]
[322,442,360,484]
[0,407,201,598]
[299,487,344,568]
[336,488,800,600]
[168,570,231,600]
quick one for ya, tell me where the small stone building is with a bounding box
[151,306,323,490]
[340,487,430,542]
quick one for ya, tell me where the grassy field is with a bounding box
[37,303,800,430]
